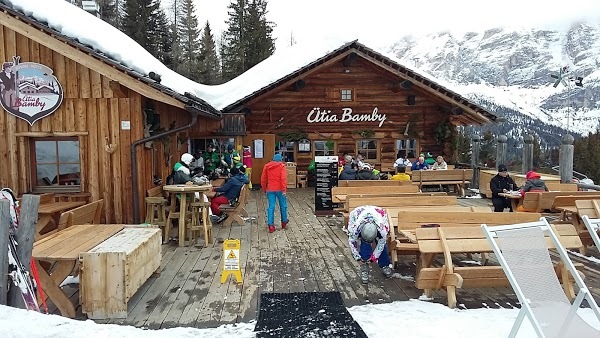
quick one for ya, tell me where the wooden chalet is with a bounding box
[0,3,221,223]
[213,41,498,185]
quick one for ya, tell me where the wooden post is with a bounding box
[495,135,507,170]
[7,194,40,309]
[522,134,534,174]
[559,134,574,183]
[471,135,480,189]
[0,200,9,306]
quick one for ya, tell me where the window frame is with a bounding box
[275,140,296,163]
[313,140,337,157]
[395,139,418,160]
[356,139,380,162]
[30,136,82,193]
[340,88,354,101]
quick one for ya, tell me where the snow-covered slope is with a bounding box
[390,23,600,134]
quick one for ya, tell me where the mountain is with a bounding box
[389,22,600,146]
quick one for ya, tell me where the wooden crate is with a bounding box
[286,162,297,188]
[80,228,162,319]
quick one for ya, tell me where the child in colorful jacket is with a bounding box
[348,205,394,283]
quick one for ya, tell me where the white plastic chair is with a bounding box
[482,218,600,338]
[582,215,600,250]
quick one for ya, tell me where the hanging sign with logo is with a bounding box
[307,107,387,127]
[221,239,242,283]
[0,56,64,125]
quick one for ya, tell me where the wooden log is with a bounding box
[0,200,9,305]
[522,134,534,174]
[559,135,574,183]
[496,135,507,169]
[471,135,480,189]
[7,194,40,309]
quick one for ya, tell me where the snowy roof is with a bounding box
[2,0,496,124]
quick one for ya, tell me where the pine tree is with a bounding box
[121,0,161,56]
[154,8,173,68]
[198,21,221,84]
[176,0,201,81]
[244,0,275,69]
[97,0,121,28]
[221,0,275,81]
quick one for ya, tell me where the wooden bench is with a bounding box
[387,210,541,266]
[218,184,249,226]
[410,169,473,196]
[572,200,600,250]
[344,195,456,224]
[546,182,579,192]
[80,227,161,319]
[338,180,412,187]
[415,224,584,308]
[37,200,104,240]
[520,191,600,213]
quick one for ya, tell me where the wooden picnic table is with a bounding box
[498,192,522,211]
[163,184,213,247]
[37,201,86,238]
[32,224,124,318]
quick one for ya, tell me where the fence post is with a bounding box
[559,134,574,183]
[471,135,481,189]
[495,135,507,170]
[0,200,9,306]
[522,134,534,174]
[7,194,40,309]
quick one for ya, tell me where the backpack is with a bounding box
[166,169,176,185]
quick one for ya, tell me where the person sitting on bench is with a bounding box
[490,164,516,212]
[390,165,411,181]
[210,166,249,223]
[348,205,394,284]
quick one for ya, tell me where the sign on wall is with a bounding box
[307,107,387,127]
[0,56,64,125]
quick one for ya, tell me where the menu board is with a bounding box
[314,156,338,215]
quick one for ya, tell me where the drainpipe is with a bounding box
[131,109,199,223]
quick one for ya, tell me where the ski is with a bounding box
[2,188,41,312]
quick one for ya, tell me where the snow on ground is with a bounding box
[2,299,600,338]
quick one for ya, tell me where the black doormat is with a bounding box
[255,291,368,338]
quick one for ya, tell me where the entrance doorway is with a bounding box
[242,134,275,187]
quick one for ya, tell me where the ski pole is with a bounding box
[30,258,48,314]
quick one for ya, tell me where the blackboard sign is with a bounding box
[314,156,338,216]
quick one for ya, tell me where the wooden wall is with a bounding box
[0,24,215,223]
[243,57,454,171]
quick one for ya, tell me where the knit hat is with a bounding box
[227,144,234,151]
[180,153,194,165]
[230,166,240,175]
[361,163,371,170]
[526,171,541,180]
[498,164,508,172]
[273,153,283,162]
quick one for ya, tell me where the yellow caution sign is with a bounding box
[221,239,242,283]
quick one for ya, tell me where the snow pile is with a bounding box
[2,299,600,337]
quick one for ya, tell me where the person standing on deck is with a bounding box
[242,146,253,189]
[490,164,516,212]
[348,205,394,284]
[261,153,289,233]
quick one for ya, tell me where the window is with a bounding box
[395,139,417,159]
[314,140,336,157]
[191,138,234,153]
[30,137,81,191]
[276,141,295,162]
[357,140,379,161]
[341,89,353,101]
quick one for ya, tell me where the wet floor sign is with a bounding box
[221,239,242,283]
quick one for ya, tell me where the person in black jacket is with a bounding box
[489,164,516,212]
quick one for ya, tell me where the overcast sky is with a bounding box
[191,0,600,50]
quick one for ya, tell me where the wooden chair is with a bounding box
[145,185,167,241]
[188,201,212,247]
[219,185,249,227]
[39,193,56,204]
[520,191,600,213]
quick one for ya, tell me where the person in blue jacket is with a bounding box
[411,156,429,170]
[210,166,249,223]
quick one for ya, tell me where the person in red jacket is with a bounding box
[261,153,289,233]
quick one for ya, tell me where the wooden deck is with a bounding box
[48,188,600,329]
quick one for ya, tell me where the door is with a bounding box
[242,134,276,187]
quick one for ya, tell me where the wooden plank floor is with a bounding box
[44,188,600,329]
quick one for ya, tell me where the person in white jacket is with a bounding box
[347,205,394,284]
